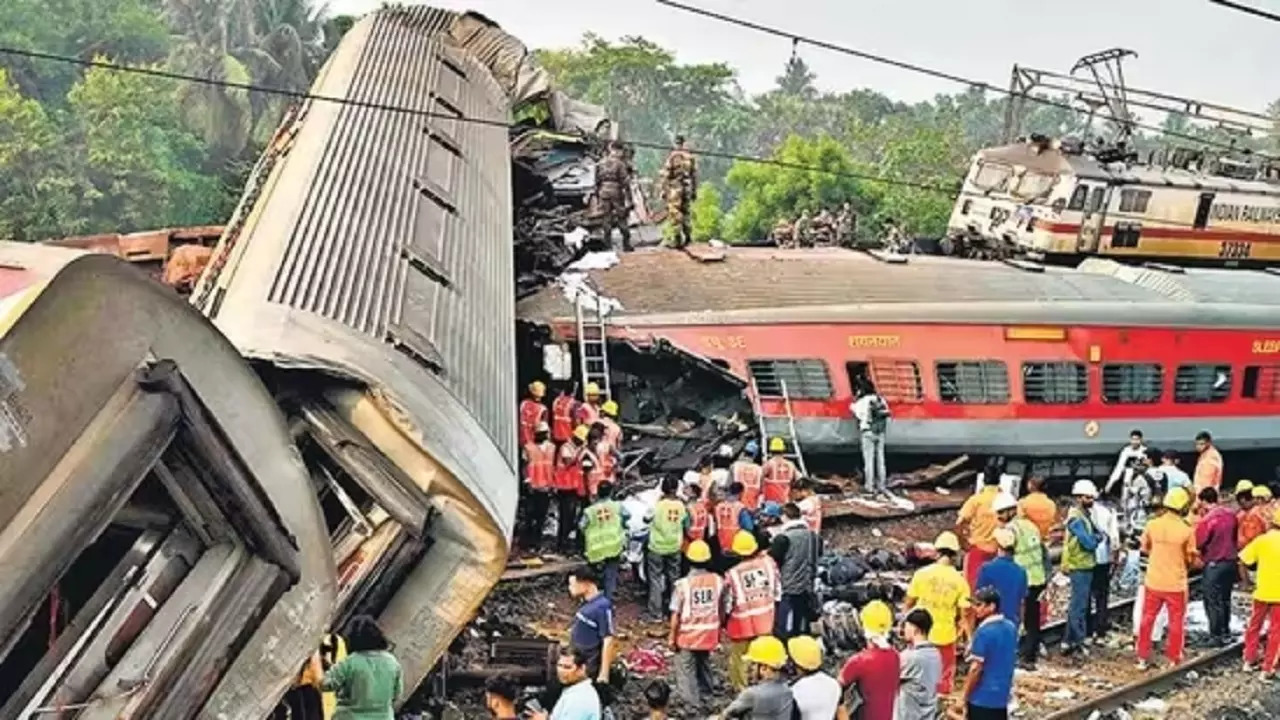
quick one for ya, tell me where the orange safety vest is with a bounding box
[725,554,781,641]
[519,399,547,447]
[577,401,601,428]
[732,461,764,511]
[524,441,555,491]
[762,457,797,504]
[601,417,623,450]
[554,442,585,494]
[551,395,576,443]
[687,500,709,544]
[674,572,725,651]
[585,441,614,497]
[715,499,745,551]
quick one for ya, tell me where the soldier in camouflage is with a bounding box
[771,218,796,248]
[795,210,812,248]
[595,141,634,252]
[660,135,697,248]
[836,202,857,247]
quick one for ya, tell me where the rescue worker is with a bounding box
[646,477,690,621]
[904,531,971,694]
[580,481,628,599]
[1194,430,1224,494]
[786,636,842,720]
[578,383,603,428]
[836,600,901,720]
[793,482,823,533]
[1136,486,1199,670]
[551,386,578,447]
[769,503,821,639]
[762,438,797,506]
[521,422,556,549]
[719,636,795,719]
[554,425,590,554]
[1062,480,1101,657]
[715,482,755,569]
[595,141,633,252]
[724,530,782,692]
[585,422,617,500]
[599,400,623,453]
[731,449,764,511]
[1241,483,1269,550]
[1088,493,1123,640]
[684,481,711,550]
[669,539,726,714]
[1240,506,1280,678]
[1017,475,1057,542]
[996,492,1047,667]
[660,135,697,248]
[520,381,549,447]
[957,472,1003,592]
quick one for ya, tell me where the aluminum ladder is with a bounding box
[575,291,612,401]
[751,377,809,478]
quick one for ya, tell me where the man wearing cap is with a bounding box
[1241,485,1272,550]
[897,609,942,720]
[599,400,623,454]
[719,636,795,719]
[762,438,798,506]
[1195,486,1238,647]
[554,425,591,554]
[521,422,557,548]
[724,530,782,692]
[787,636,842,720]
[551,385,579,447]
[962,587,1018,720]
[976,526,1028,635]
[905,531,971,694]
[1088,493,1123,641]
[1240,506,1280,678]
[1062,480,1102,656]
[957,473,1003,592]
[670,539,727,714]
[578,383,603,428]
[520,381,549,447]
[837,600,900,720]
[995,491,1046,667]
[1136,486,1199,670]
[646,477,690,621]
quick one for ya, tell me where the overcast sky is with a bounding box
[328,0,1280,113]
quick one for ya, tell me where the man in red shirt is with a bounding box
[837,600,900,719]
[1195,487,1238,646]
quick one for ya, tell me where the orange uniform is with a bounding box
[1018,492,1057,540]
[554,442,585,495]
[725,554,781,641]
[762,456,797,505]
[672,571,725,651]
[686,499,709,545]
[715,499,746,552]
[1194,446,1224,493]
[551,394,576,443]
[518,399,547,447]
[732,460,764,510]
[524,440,555,491]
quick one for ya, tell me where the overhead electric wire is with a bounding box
[655,0,1278,161]
[1208,0,1280,23]
[0,44,958,195]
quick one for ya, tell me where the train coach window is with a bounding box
[748,359,833,399]
[1068,185,1089,211]
[1118,189,1153,214]
[1088,187,1106,213]
[1022,362,1087,404]
[864,359,924,403]
[1174,364,1232,403]
[1243,365,1280,401]
[1102,364,1163,404]
[936,361,1009,404]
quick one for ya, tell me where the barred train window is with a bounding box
[1174,364,1231,403]
[748,359,833,399]
[1103,364,1163,404]
[936,361,1009,404]
[1023,362,1087,404]
[1118,189,1153,214]
[870,359,924,403]
[1243,365,1280,401]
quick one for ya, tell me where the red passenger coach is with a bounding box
[518,247,1280,465]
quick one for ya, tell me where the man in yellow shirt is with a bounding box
[1136,487,1199,670]
[958,475,1002,592]
[905,531,971,694]
[1241,507,1280,678]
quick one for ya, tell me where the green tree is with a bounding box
[689,182,723,242]
[0,68,78,241]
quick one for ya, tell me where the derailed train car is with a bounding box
[0,243,336,717]
[190,6,523,706]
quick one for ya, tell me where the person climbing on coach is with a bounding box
[762,438,798,505]
[646,477,689,622]
[580,482,629,599]
[957,472,1003,592]
[670,540,726,715]
[1136,486,1199,671]
[520,381,549,447]
[731,447,765,511]
[724,530,782,692]
[904,531,971,694]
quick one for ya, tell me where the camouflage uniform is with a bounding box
[836,203,856,247]
[595,145,633,251]
[884,221,909,253]
[661,137,697,248]
[795,211,812,248]
[772,219,795,248]
[812,209,835,246]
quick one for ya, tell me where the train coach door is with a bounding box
[1077,185,1111,252]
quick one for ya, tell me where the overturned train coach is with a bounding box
[519,248,1280,478]
[0,6,525,718]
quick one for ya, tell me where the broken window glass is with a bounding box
[1174,364,1232,403]
[748,359,833,399]
[1102,363,1163,404]
[1022,362,1087,404]
[935,361,1009,404]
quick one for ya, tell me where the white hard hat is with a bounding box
[992,491,1018,513]
[1071,479,1099,498]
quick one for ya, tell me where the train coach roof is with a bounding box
[516,248,1280,328]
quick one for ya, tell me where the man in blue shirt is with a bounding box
[975,527,1029,632]
[963,587,1018,720]
[567,568,616,686]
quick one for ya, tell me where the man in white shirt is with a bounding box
[785,636,844,720]
[1106,429,1147,495]
[1088,500,1122,642]
[1158,449,1191,496]
[851,379,891,497]
[532,648,601,720]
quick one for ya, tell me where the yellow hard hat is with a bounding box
[573,425,590,442]
[769,437,785,453]
[786,635,823,671]
[1235,479,1256,496]
[742,635,787,669]
[602,400,619,417]
[685,540,712,563]
[731,530,758,557]
[860,600,894,635]
[1164,486,1191,512]
[529,380,546,397]
[1255,486,1274,500]
[585,382,602,397]
[934,531,960,553]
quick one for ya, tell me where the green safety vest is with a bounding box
[1010,517,1047,587]
[583,500,625,563]
[649,498,688,556]
[1062,507,1097,572]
